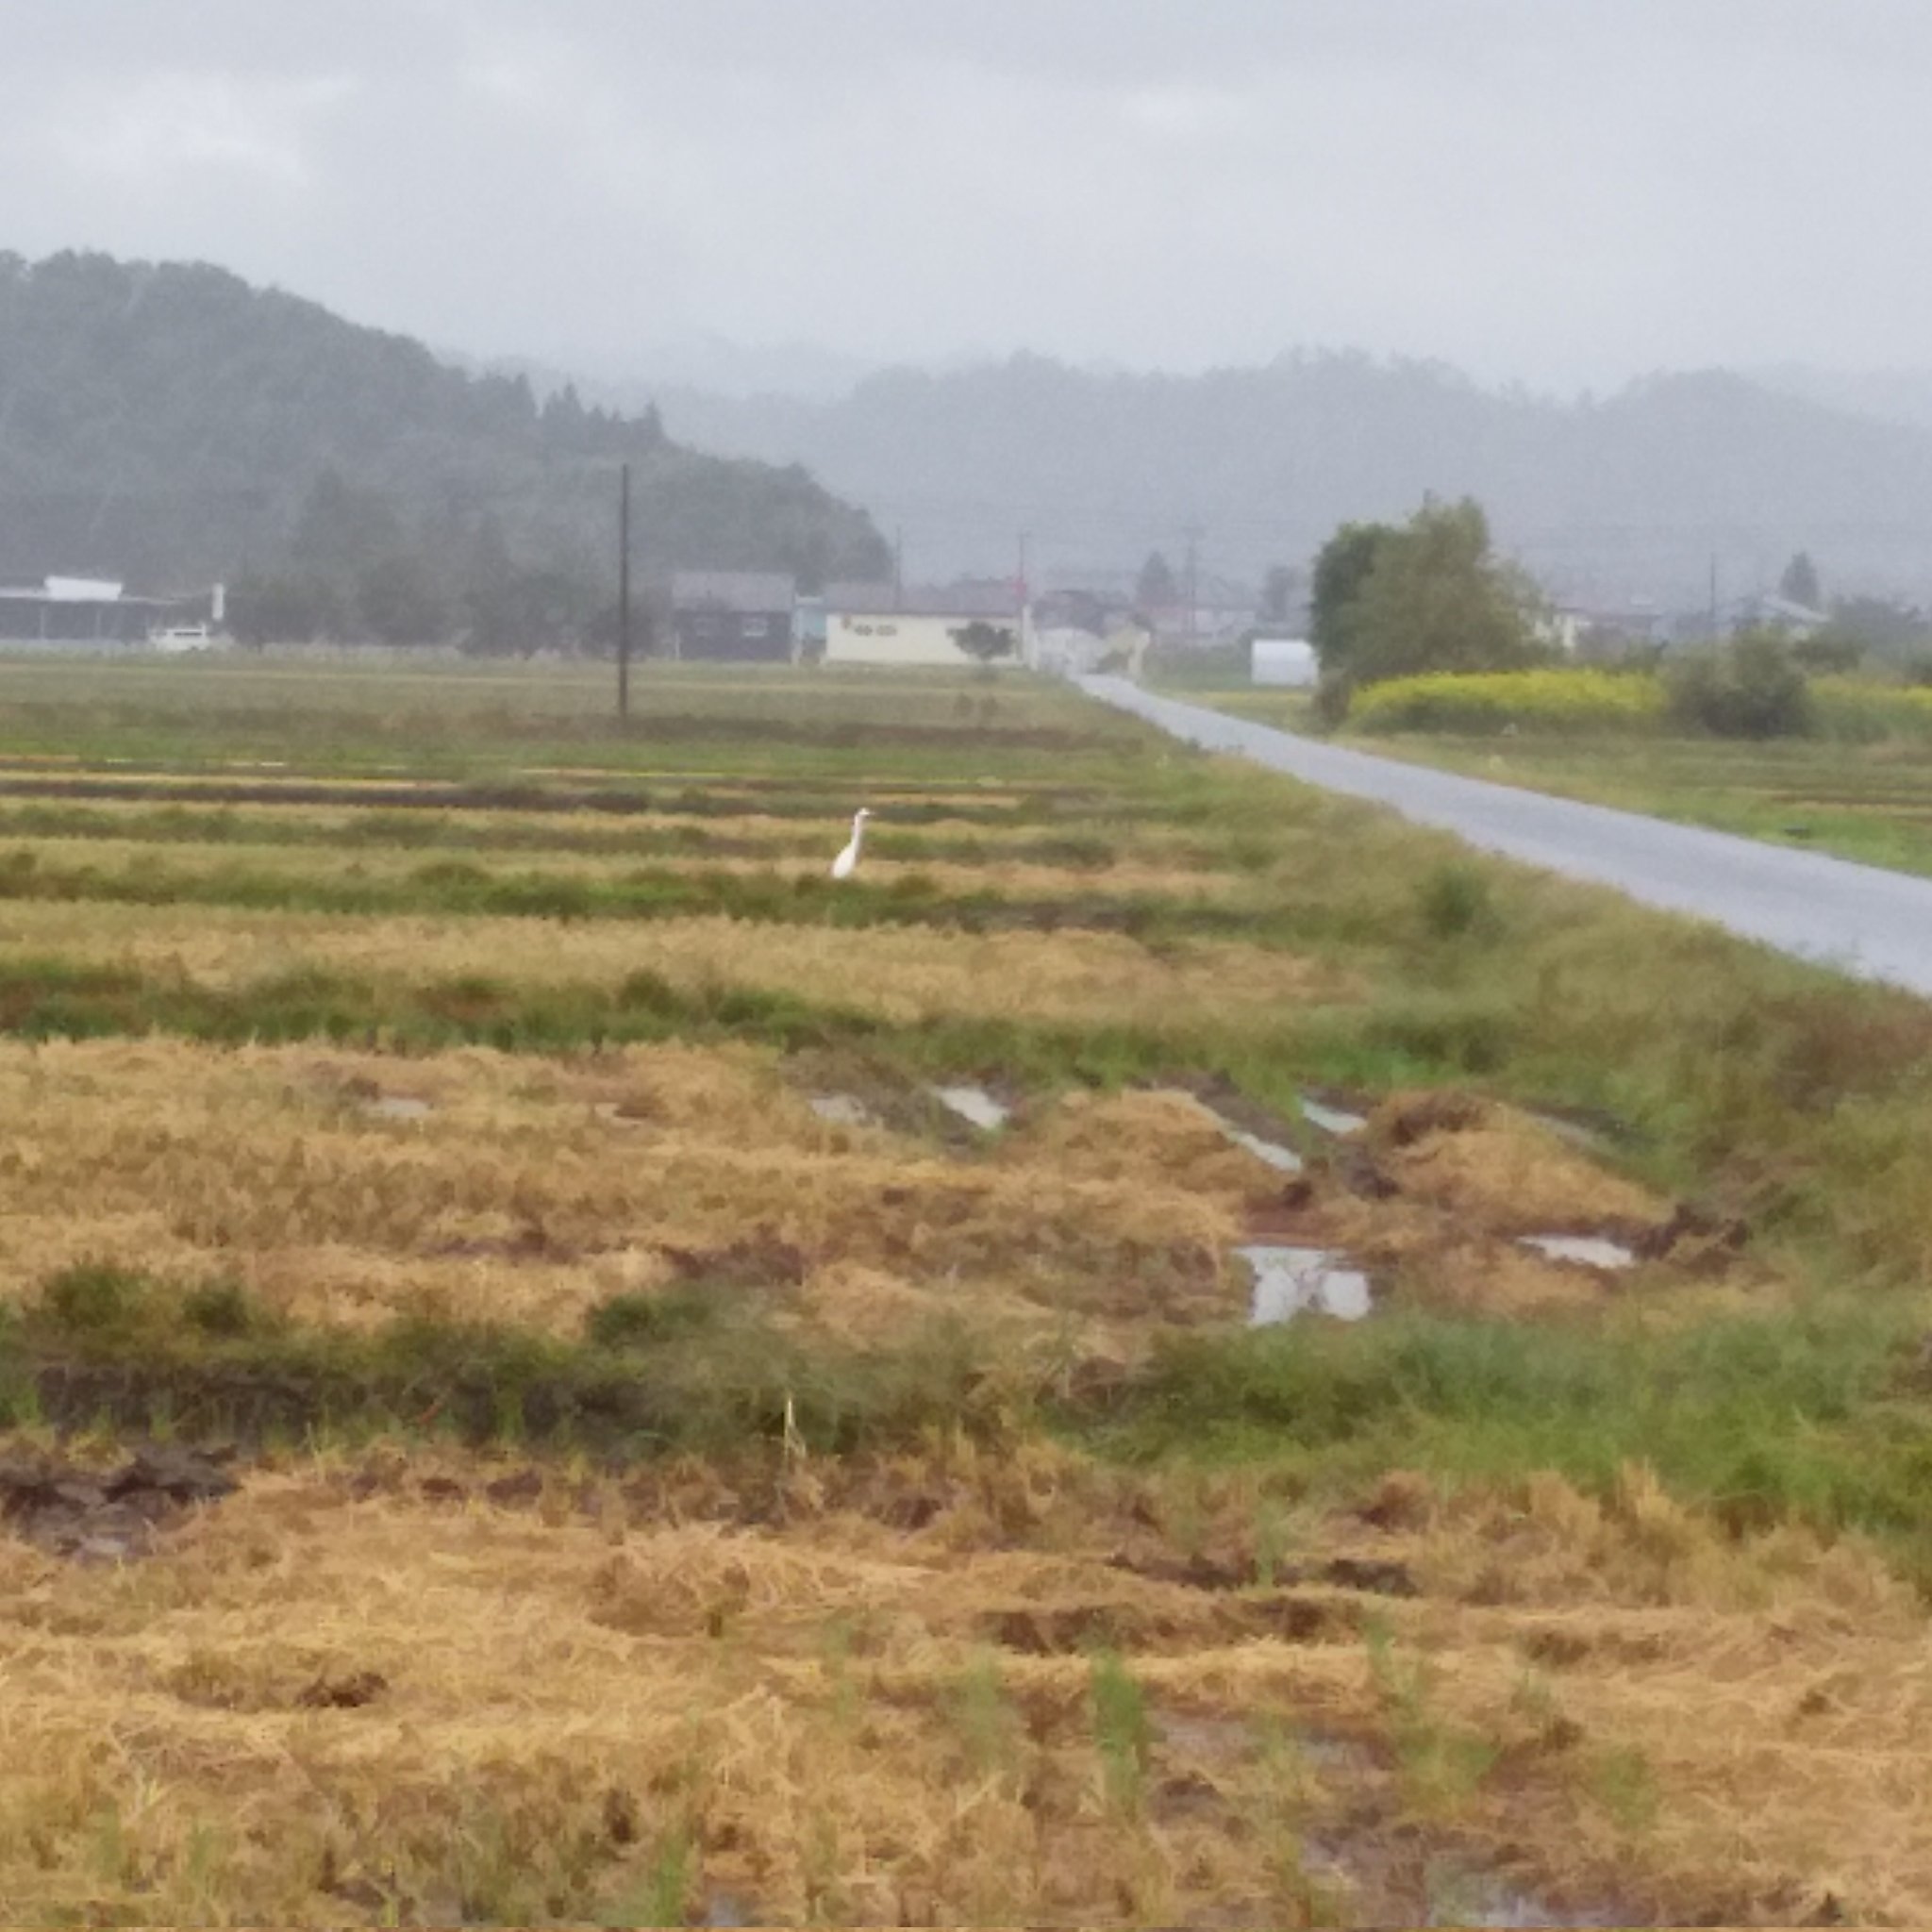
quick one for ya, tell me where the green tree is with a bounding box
[1666,628,1814,739]
[1313,499,1541,688]
[1779,551,1823,609]
[952,621,1017,663]
[1814,594,1932,663]
[1259,563,1299,625]
[1308,520,1399,675]
[288,470,401,579]
[466,565,600,656]
[226,573,342,646]
[356,551,448,644]
[1135,551,1177,608]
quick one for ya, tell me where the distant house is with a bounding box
[1734,591,1827,639]
[824,611,1011,667]
[821,578,1027,668]
[1033,587,1110,636]
[669,571,796,661]
[820,580,900,616]
[0,575,219,646]
[1142,601,1260,650]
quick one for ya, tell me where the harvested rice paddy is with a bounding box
[2,657,1931,1926]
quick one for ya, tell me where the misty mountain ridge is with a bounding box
[1746,363,1932,434]
[0,251,888,602]
[591,348,1932,610]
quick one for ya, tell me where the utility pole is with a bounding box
[893,526,904,611]
[1183,525,1204,647]
[1017,530,1031,609]
[617,462,632,722]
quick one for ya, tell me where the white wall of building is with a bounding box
[1252,637,1318,687]
[824,611,1015,666]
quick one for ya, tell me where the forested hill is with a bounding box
[651,353,1932,606]
[0,252,889,644]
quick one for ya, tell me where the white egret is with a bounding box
[830,808,871,880]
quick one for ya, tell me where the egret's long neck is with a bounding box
[851,814,867,847]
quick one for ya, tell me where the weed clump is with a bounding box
[1666,632,1815,740]
[584,1289,720,1351]
[181,1280,278,1340]
[39,1262,151,1339]
[1088,1650,1154,1816]
[1416,864,1498,941]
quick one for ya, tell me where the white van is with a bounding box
[149,623,214,653]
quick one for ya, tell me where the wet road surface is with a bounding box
[1079,675,1932,997]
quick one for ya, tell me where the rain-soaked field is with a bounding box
[4,657,1932,1926]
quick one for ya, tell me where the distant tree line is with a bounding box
[226,470,641,652]
[0,251,891,649]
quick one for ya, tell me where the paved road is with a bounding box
[1079,675,1932,997]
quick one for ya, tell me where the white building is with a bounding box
[1251,636,1318,687]
[824,610,1025,667]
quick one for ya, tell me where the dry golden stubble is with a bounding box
[0,900,1351,1025]
[0,1040,1251,1337]
[0,1456,1922,1924]
[0,827,1257,904]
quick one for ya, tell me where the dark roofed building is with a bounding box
[670,571,796,661]
[820,579,899,617]
[901,577,1024,620]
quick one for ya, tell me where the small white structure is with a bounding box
[1251,636,1318,687]
[150,623,215,654]
[1035,622,1151,679]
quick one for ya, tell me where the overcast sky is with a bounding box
[5,0,1930,394]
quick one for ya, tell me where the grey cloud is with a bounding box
[2,0,1930,391]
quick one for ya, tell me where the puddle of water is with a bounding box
[808,1092,877,1127]
[1425,1866,1624,1929]
[1526,1108,1617,1157]
[1300,1093,1369,1137]
[1298,1838,1620,1931]
[368,1095,433,1123]
[1518,1234,1637,1270]
[1144,1088,1306,1174]
[928,1084,1010,1131]
[1239,1245,1372,1325]
[1224,1124,1305,1174]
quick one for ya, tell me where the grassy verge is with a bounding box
[1173,667,1932,880]
[1341,730,1932,880]
[1104,1302,1932,1579]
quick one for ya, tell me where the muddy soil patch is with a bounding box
[0,1441,237,1561]
[782,1046,1007,1147]
[980,1589,1367,1655]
